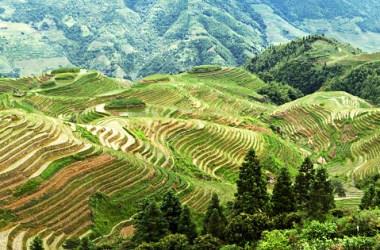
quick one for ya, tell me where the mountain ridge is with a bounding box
[2,0,380,80]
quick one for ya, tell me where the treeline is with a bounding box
[245,35,358,104]
[324,62,380,104]
[29,150,380,250]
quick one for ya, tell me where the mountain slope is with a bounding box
[0,65,379,247]
[245,35,380,103]
[2,1,380,79]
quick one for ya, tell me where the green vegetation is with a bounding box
[1,45,380,249]
[234,149,270,214]
[51,67,80,74]
[188,65,222,74]
[105,99,146,110]
[55,73,76,81]
[121,152,376,250]
[76,125,101,144]
[142,74,170,82]
[40,80,56,88]
[245,34,380,104]
[30,236,44,250]
[326,61,380,104]
[14,155,82,197]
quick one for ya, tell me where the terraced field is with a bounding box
[0,67,378,248]
[269,92,380,181]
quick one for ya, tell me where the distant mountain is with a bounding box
[1,0,380,79]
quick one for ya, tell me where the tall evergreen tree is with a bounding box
[178,205,198,243]
[204,208,225,239]
[161,190,182,233]
[133,201,168,243]
[294,157,315,210]
[271,167,296,215]
[30,236,44,250]
[234,149,269,214]
[360,184,376,210]
[307,167,335,218]
[204,194,226,227]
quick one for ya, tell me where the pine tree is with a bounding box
[133,201,168,243]
[204,208,225,239]
[271,167,296,215]
[161,190,182,233]
[307,168,335,218]
[204,193,226,227]
[360,184,375,210]
[294,157,315,210]
[178,205,198,243]
[30,236,44,250]
[234,149,269,214]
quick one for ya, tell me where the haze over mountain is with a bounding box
[1,0,380,79]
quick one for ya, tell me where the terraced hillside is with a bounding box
[269,92,380,181]
[0,66,379,249]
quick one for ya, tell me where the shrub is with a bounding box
[55,73,76,81]
[41,80,56,88]
[302,221,337,240]
[193,234,220,250]
[336,209,380,237]
[257,230,292,250]
[188,65,222,74]
[143,74,170,82]
[105,99,146,110]
[51,67,80,74]
[156,234,190,250]
[76,126,101,144]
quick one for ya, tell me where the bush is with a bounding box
[76,126,101,144]
[105,99,146,110]
[51,67,80,74]
[273,212,303,230]
[193,234,220,250]
[55,73,76,81]
[336,209,380,237]
[41,80,56,88]
[302,221,337,240]
[188,65,222,74]
[257,230,292,250]
[143,74,170,82]
[157,234,190,250]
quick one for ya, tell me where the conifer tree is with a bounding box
[234,149,269,214]
[294,157,315,210]
[204,208,225,239]
[307,167,335,218]
[30,236,44,250]
[271,167,296,215]
[204,193,227,226]
[133,201,168,243]
[360,184,375,210]
[178,205,198,243]
[161,190,182,233]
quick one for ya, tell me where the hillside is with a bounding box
[2,1,380,79]
[0,66,379,248]
[245,35,380,104]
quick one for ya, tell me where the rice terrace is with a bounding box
[0,1,380,249]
